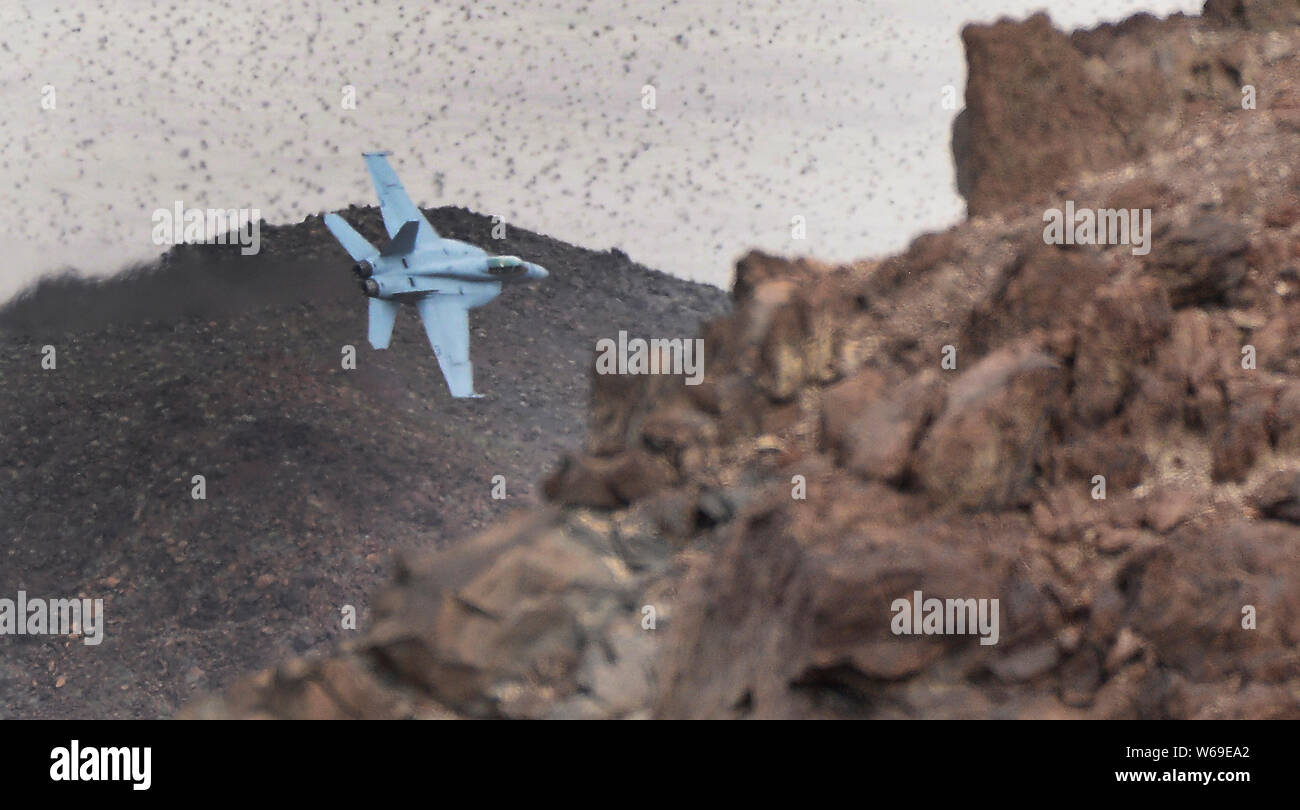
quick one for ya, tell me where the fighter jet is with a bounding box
[323,151,548,398]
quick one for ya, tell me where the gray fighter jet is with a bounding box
[324,152,548,398]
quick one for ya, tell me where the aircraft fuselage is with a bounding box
[357,239,547,302]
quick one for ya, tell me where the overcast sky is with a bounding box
[0,0,1204,303]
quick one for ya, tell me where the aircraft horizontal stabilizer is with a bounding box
[324,213,377,262]
[368,298,400,350]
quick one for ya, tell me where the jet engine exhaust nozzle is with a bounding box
[352,259,376,279]
[360,278,380,297]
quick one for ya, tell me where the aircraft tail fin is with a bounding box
[380,220,421,257]
[324,213,377,261]
[368,298,400,350]
[362,152,441,244]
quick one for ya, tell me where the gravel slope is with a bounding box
[0,207,727,718]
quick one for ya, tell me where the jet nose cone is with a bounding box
[528,263,549,280]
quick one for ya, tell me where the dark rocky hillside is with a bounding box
[0,207,727,718]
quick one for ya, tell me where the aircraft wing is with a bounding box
[414,295,478,398]
[362,152,441,249]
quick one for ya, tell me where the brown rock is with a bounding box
[954,14,1137,216]
[544,449,675,508]
[915,342,1065,510]
[820,368,887,447]
[543,454,620,508]
[1145,215,1250,308]
[989,642,1060,683]
[1211,398,1271,482]
[1072,279,1173,426]
[826,370,944,483]
[963,244,1113,356]
[1143,487,1198,533]
[1273,382,1300,452]
[1251,469,1300,522]
[1105,627,1146,673]
[1204,0,1300,30]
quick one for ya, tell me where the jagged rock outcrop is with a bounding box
[189,1,1300,719]
[1205,0,1300,30]
[953,2,1299,216]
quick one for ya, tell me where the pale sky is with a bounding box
[0,0,1204,303]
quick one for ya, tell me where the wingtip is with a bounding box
[362,150,393,157]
